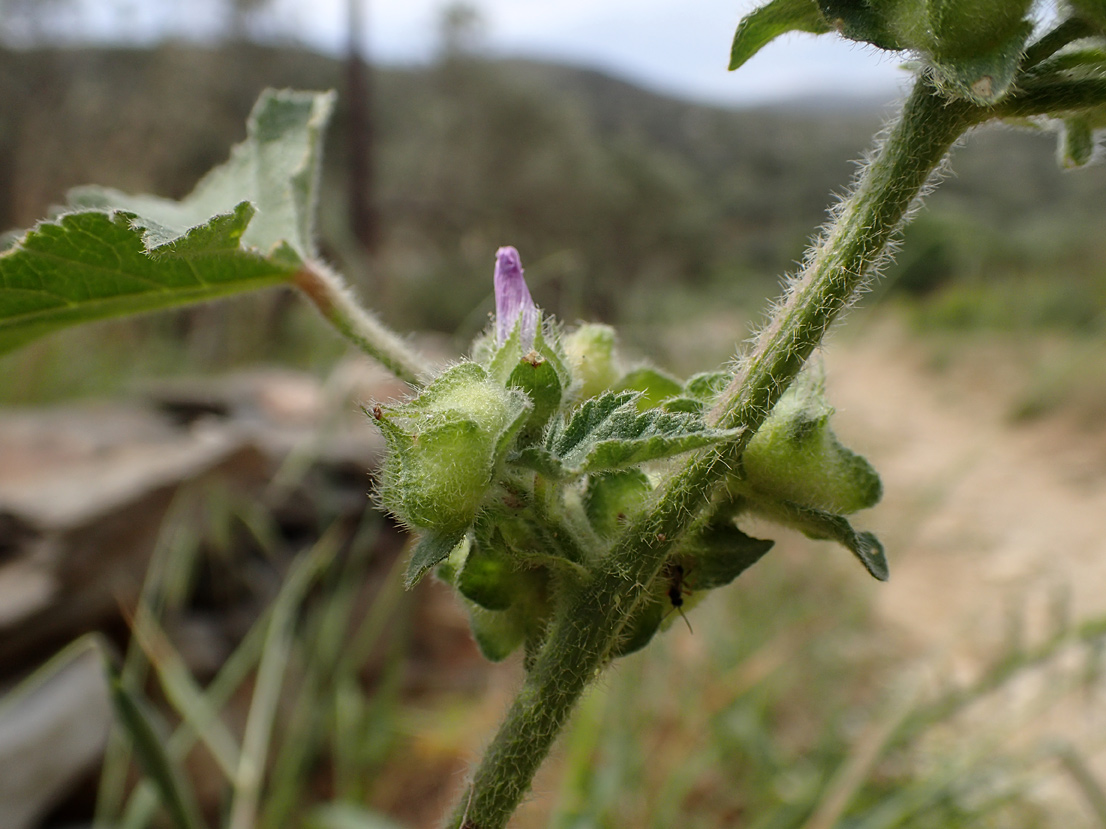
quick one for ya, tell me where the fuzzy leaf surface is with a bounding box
[406,529,468,588]
[514,391,742,477]
[0,89,335,354]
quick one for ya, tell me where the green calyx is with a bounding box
[734,369,882,515]
[373,363,531,534]
[564,323,622,399]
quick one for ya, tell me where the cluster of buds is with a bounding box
[370,247,886,664]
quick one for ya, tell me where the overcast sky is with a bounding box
[55,0,909,106]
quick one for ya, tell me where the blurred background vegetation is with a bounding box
[2,0,1104,407]
[3,2,1106,828]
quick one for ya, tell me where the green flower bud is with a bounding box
[373,363,530,533]
[872,0,1030,57]
[880,0,1034,103]
[584,469,652,538]
[564,323,622,399]
[737,371,881,515]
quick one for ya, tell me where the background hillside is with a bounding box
[2,42,1103,355]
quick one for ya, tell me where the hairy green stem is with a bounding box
[446,75,979,829]
[295,260,431,386]
[1022,17,1098,69]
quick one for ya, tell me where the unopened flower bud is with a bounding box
[374,363,530,533]
[494,246,539,350]
[738,372,881,515]
[564,323,621,399]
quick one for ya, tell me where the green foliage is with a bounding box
[375,362,531,541]
[728,0,832,71]
[515,390,743,478]
[732,0,1039,104]
[104,659,208,829]
[0,90,334,355]
[737,369,883,516]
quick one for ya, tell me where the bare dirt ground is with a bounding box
[826,318,1106,664]
[823,315,1106,821]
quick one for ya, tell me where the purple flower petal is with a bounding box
[494,246,538,349]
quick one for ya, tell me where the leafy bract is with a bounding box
[513,391,743,478]
[406,529,468,588]
[729,0,832,71]
[0,89,335,355]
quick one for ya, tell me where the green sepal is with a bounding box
[507,353,563,445]
[747,497,889,581]
[612,365,684,410]
[729,0,833,71]
[928,20,1034,105]
[737,370,881,515]
[460,526,521,611]
[564,323,621,399]
[684,370,730,403]
[374,363,531,533]
[584,469,653,538]
[468,602,527,662]
[1059,115,1097,167]
[816,0,905,51]
[677,522,775,590]
[482,312,571,386]
[405,529,468,589]
[465,567,553,663]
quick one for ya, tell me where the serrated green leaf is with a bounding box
[730,0,833,71]
[0,89,334,355]
[578,424,739,474]
[553,392,743,475]
[405,530,467,588]
[103,659,207,829]
[520,391,742,477]
[70,89,334,257]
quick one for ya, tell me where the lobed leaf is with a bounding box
[0,89,335,355]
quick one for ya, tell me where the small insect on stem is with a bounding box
[370,404,384,420]
[664,561,693,634]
